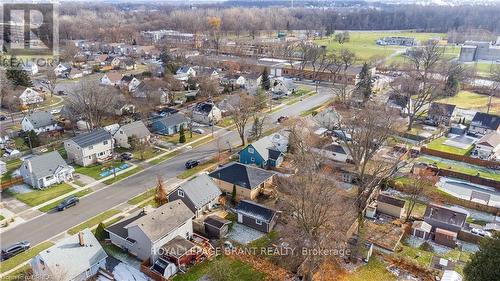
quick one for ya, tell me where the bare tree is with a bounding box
[391,43,444,130]
[488,65,500,114]
[402,174,435,222]
[208,17,222,55]
[65,81,118,130]
[326,49,356,103]
[154,176,168,206]
[41,68,58,97]
[228,93,256,146]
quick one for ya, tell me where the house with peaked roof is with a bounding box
[192,102,222,125]
[64,129,113,166]
[100,72,123,86]
[19,151,74,189]
[239,133,288,168]
[423,204,467,247]
[376,194,405,219]
[472,131,500,160]
[175,66,196,81]
[168,174,222,218]
[31,229,107,281]
[18,87,43,106]
[151,113,188,135]
[127,77,142,92]
[428,102,456,126]
[106,200,194,262]
[221,74,246,88]
[204,216,231,239]
[209,162,276,200]
[21,111,58,134]
[314,142,352,163]
[54,63,71,77]
[113,121,150,148]
[469,112,500,136]
[235,200,278,233]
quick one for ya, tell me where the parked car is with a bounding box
[277,116,289,123]
[57,196,79,211]
[193,128,205,134]
[1,241,30,261]
[50,108,61,115]
[471,228,488,237]
[120,152,133,161]
[57,90,67,96]
[185,159,199,169]
[0,115,6,121]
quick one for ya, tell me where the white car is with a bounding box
[50,108,61,115]
[193,128,205,134]
[471,228,488,237]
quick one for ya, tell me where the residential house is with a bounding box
[111,100,136,116]
[412,220,432,240]
[469,112,500,136]
[31,229,107,281]
[472,131,500,160]
[106,200,194,262]
[222,74,246,88]
[110,57,122,68]
[18,87,43,106]
[204,216,231,239]
[423,204,467,247]
[376,194,405,219]
[314,107,342,130]
[0,160,6,175]
[127,77,142,92]
[244,73,262,93]
[100,72,124,86]
[208,162,276,200]
[120,58,136,70]
[151,113,188,135]
[113,121,151,148]
[95,54,109,66]
[270,77,297,96]
[192,102,222,125]
[167,174,222,218]
[68,68,84,79]
[428,103,456,126]
[235,200,278,233]
[22,61,38,75]
[197,68,220,80]
[315,142,352,163]
[175,66,196,81]
[54,63,71,77]
[239,132,289,168]
[64,129,114,167]
[20,151,74,189]
[21,111,58,134]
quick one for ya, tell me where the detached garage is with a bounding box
[412,220,432,240]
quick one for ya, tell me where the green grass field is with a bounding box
[426,137,473,156]
[315,31,446,62]
[418,156,500,181]
[437,91,500,115]
[67,209,121,235]
[38,188,92,212]
[11,183,74,207]
[347,257,396,281]
[74,160,126,179]
[128,189,155,205]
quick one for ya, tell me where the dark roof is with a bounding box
[388,93,409,108]
[235,200,277,223]
[106,210,148,239]
[471,112,500,130]
[377,194,405,208]
[429,102,456,117]
[208,162,275,189]
[324,143,347,154]
[69,129,112,148]
[268,149,282,161]
[155,113,188,128]
[193,102,214,115]
[204,216,231,229]
[121,75,134,82]
[175,174,221,209]
[424,204,467,227]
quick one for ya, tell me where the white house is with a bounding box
[314,142,352,163]
[18,87,43,106]
[473,132,500,160]
[192,102,222,125]
[223,74,246,88]
[128,77,142,92]
[19,151,74,189]
[174,66,196,81]
[31,229,107,281]
[22,62,39,75]
[113,121,151,148]
[53,63,71,77]
[21,111,58,134]
[100,72,123,86]
[64,129,114,167]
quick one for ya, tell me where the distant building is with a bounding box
[376,36,418,46]
[459,41,500,62]
[21,111,58,134]
[428,102,456,126]
[469,112,500,136]
[192,102,222,125]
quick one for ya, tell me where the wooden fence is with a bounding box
[437,169,500,190]
[420,147,500,170]
[1,176,23,190]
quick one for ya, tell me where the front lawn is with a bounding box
[0,241,54,274]
[160,131,207,144]
[12,183,74,207]
[426,137,473,156]
[128,189,155,205]
[38,188,92,212]
[74,160,127,179]
[67,209,121,235]
[219,117,235,127]
[177,158,218,179]
[103,166,143,185]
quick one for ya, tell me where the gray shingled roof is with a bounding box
[424,204,467,227]
[37,229,107,281]
[120,121,150,139]
[156,113,188,128]
[125,200,194,242]
[377,194,405,208]
[176,174,221,209]
[70,129,112,148]
[208,162,275,190]
[429,102,456,117]
[24,151,71,178]
[471,112,500,130]
[24,111,56,129]
[235,200,277,223]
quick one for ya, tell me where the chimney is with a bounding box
[78,232,84,246]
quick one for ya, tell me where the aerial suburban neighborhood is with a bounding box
[1,1,500,281]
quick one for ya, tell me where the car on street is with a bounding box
[0,115,6,121]
[56,196,79,211]
[120,152,133,160]
[471,228,489,237]
[57,90,67,96]
[277,116,289,123]
[185,159,199,169]
[1,241,31,261]
[193,128,205,134]
[50,108,61,115]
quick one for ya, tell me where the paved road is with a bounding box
[0,86,333,246]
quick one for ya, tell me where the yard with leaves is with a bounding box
[426,137,473,156]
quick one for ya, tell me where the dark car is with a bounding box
[277,116,289,123]
[185,160,199,169]
[120,152,133,161]
[1,241,30,261]
[57,196,79,211]
[0,115,6,121]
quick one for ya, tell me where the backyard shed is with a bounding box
[412,220,432,240]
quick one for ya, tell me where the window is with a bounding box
[248,147,254,154]
[250,157,255,162]
[98,152,105,156]
[255,219,262,225]
[178,190,184,197]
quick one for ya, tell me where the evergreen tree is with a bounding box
[255,88,267,111]
[261,67,271,90]
[355,62,374,101]
[464,233,500,281]
[231,184,237,204]
[179,124,186,143]
[444,73,460,97]
[24,130,40,149]
[6,69,33,87]
[249,116,264,140]
[326,24,335,36]
[94,223,108,241]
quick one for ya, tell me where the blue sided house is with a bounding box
[239,132,288,169]
[151,113,188,135]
